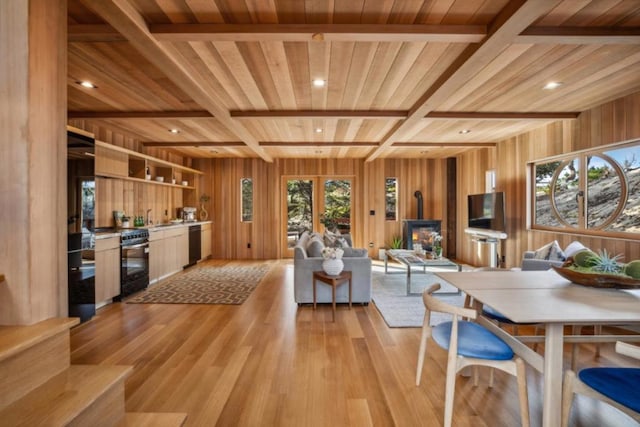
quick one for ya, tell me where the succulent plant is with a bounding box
[573,249,596,267]
[586,249,624,273]
[624,260,640,279]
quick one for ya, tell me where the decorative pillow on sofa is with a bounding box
[564,241,587,259]
[324,230,350,248]
[533,240,566,262]
[307,236,325,257]
[342,247,367,257]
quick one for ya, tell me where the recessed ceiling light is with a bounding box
[315,150,322,154]
[77,81,97,89]
[210,150,218,154]
[312,79,326,87]
[420,150,429,154]
[169,128,180,134]
[459,129,471,134]
[315,128,323,133]
[543,81,563,90]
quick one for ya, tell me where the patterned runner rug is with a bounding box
[127,264,272,305]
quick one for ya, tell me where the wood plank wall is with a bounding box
[194,157,449,259]
[457,91,640,268]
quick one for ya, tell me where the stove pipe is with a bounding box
[414,191,423,219]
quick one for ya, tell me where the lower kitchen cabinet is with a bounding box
[149,226,190,284]
[95,236,120,303]
[201,222,212,260]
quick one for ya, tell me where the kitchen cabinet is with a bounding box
[149,226,190,284]
[95,236,120,303]
[201,222,212,260]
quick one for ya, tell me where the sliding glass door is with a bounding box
[282,176,353,257]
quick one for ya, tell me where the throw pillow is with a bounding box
[307,236,325,258]
[533,240,566,261]
[324,230,348,248]
[564,241,587,259]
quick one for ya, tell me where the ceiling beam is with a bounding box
[365,0,563,162]
[68,110,213,119]
[517,26,640,44]
[393,142,497,147]
[68,24,126,42]
[69,109,578,121]
[81,0,273,162]
[425,111,579,120]
[259,142,378,147]
[143,141,245,147]
[231,110,407,119]
[149,23,486,43]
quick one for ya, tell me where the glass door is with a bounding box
[281,176,353,258]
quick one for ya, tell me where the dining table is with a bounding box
[435,269,640,427]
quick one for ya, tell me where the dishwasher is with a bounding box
[187,224,201,267]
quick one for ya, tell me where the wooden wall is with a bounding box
[457,91,640,268]
[194,157,449,259]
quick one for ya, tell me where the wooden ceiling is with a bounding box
[67,0,640,162]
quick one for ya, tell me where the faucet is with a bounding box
[146,209,153,225]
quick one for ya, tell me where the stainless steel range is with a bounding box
[120,228,149,298]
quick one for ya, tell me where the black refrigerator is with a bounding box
[67,130,96,322]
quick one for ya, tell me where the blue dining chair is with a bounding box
[416,283,530,427]
[562,341,640,426]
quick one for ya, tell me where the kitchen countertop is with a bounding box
[95,221,212,238]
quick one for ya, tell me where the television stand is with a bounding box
[464,228,507,268]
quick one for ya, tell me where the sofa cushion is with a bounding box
[533,240,566,262]
[342,247,367,257]
[307,236,325,257]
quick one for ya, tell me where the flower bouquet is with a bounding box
[321,246,344,275]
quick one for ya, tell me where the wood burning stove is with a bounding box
[402,220,441,251]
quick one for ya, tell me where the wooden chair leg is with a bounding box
[515,357,530,427]
[416,320,430,386]
[443,356,458,427]
[488,367,495,388]
[561,370,577,427]
[532,325,541,352]
[571,325,583,371]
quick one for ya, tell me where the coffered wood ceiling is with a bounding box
[68,0,640,162]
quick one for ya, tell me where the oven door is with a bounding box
[121,242,149,296]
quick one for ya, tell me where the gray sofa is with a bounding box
[294,231,372,304]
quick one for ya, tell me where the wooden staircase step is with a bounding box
[0,317,79,407]
[0,364,132,427]
[120,412,188,427]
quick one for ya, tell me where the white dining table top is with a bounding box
[436,270,640,324]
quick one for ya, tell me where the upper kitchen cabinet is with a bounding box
[94,141,202,189]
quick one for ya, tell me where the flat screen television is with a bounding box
[467,192,506,232]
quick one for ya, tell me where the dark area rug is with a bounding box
[127,264,272,305]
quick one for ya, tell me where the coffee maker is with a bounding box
[182,207,197,222]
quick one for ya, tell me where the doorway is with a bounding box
[281,176,353,258]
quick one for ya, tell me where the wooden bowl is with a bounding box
[552,264,640,289]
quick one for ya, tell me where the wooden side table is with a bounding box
[312,270,352,321]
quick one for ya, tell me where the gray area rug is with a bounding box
[371,270,466,328]
[127,264,271,305]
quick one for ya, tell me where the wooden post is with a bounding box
[0,0,67,324]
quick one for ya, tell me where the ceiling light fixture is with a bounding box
[459,129,471,134]
[315,128,323,133]
[312,79,326,87]
[543,81,563,90]
[169,128,180,134]
[77,81,97,89]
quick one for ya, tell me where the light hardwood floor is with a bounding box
[70,260,639,427]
